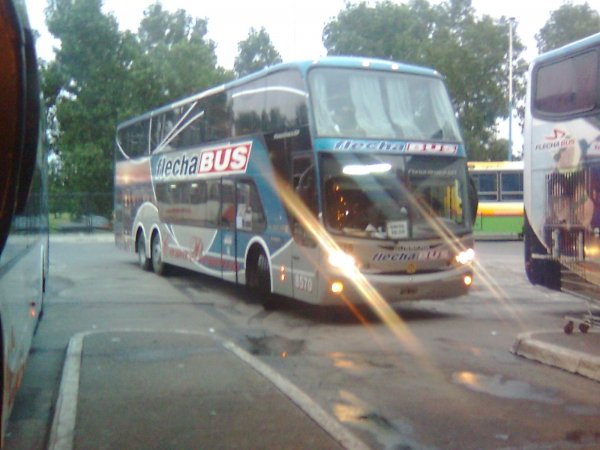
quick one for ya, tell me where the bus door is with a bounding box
[231,179,270,286]
[220,178,237,283]
[291,155,320,302]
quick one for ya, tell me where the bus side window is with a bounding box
[206,180,221,227]
[501,172,523,201]
[473,172,498,201]
[205,92,232,142]
[236,180,266,232]
[220,180,235,228]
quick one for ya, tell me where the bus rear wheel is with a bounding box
[137,233,151,271]
[524,213,560,290]
[151,233,168,276]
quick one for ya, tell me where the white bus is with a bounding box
[0,0,49,443]
[115,57,476,308]
[524,32,600,299]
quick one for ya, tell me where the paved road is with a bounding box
[6,237,600,449]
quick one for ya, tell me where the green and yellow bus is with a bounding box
[468,161,524,239]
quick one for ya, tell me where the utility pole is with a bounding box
[508,17,515,161]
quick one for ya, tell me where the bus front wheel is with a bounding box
[247,248,275,309]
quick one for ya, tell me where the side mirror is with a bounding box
[0,0,41,251]
[467,173,479,226]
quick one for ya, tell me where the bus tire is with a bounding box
[137,231,151,271]
[247,248,275,309]
[524,213,561,290]
[151,232,168,276]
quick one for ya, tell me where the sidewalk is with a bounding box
[48,330,369,450]
[512,328,600,382]
[50,232,114,244]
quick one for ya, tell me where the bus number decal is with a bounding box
[294,274,313,292]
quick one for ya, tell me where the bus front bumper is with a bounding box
[321,265,473,305]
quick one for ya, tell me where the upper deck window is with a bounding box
[308,67,461,142]
[534,49,599,117]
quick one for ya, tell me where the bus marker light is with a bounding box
[463,275,473,287]
[331,281,344,294]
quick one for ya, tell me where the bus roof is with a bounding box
[251,56,441,79]
[532,32,600,66]
[118,56,442,129]
[467,160,524,171]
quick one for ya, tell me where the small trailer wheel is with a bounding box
[579,323,590,334]
[564,321,574,334]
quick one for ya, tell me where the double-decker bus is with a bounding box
[468,160,524,239]
[524,32,600,299]
[114,57,476,308]
[0,0,49,443]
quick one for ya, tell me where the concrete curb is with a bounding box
[511,331,600,382]
[47,332,86,450]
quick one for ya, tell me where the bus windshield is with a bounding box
[320,153,470,240]
[308,67,461,141]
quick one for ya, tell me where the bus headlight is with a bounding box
[328,251,356,271]
[455,248,475,265]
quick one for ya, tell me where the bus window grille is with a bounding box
[545,170,587,260]
[546,170,587,226]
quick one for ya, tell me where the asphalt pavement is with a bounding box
[47,330,369,450]
[43,234,600,450]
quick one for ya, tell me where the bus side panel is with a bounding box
[114,156,154,253]
[0,199,47,437]
[528,114,600,289]
[474,201,524,238]
[529,116,600,236]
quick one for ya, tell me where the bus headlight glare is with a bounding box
[331,281,344,294]
[328,251,356,270]
[455,248,475,265]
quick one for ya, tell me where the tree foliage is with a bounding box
[536,1,600,53]
[234,27,282,77]
[44,0,129,200]
[135,2,232,106]
[42,0,231,214]
[323,0,527,160]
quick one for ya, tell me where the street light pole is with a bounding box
[508,17,515,161]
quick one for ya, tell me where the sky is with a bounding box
[23,0,600,69]
[21,0,600,156]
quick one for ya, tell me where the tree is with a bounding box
[135,2,233,106]
[536,2,600,53]
[322,0,527,160]
[234,27,282,77]
[42,0,231,217]
[44,0,130,206]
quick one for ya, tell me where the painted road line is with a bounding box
[224,340,371,450]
